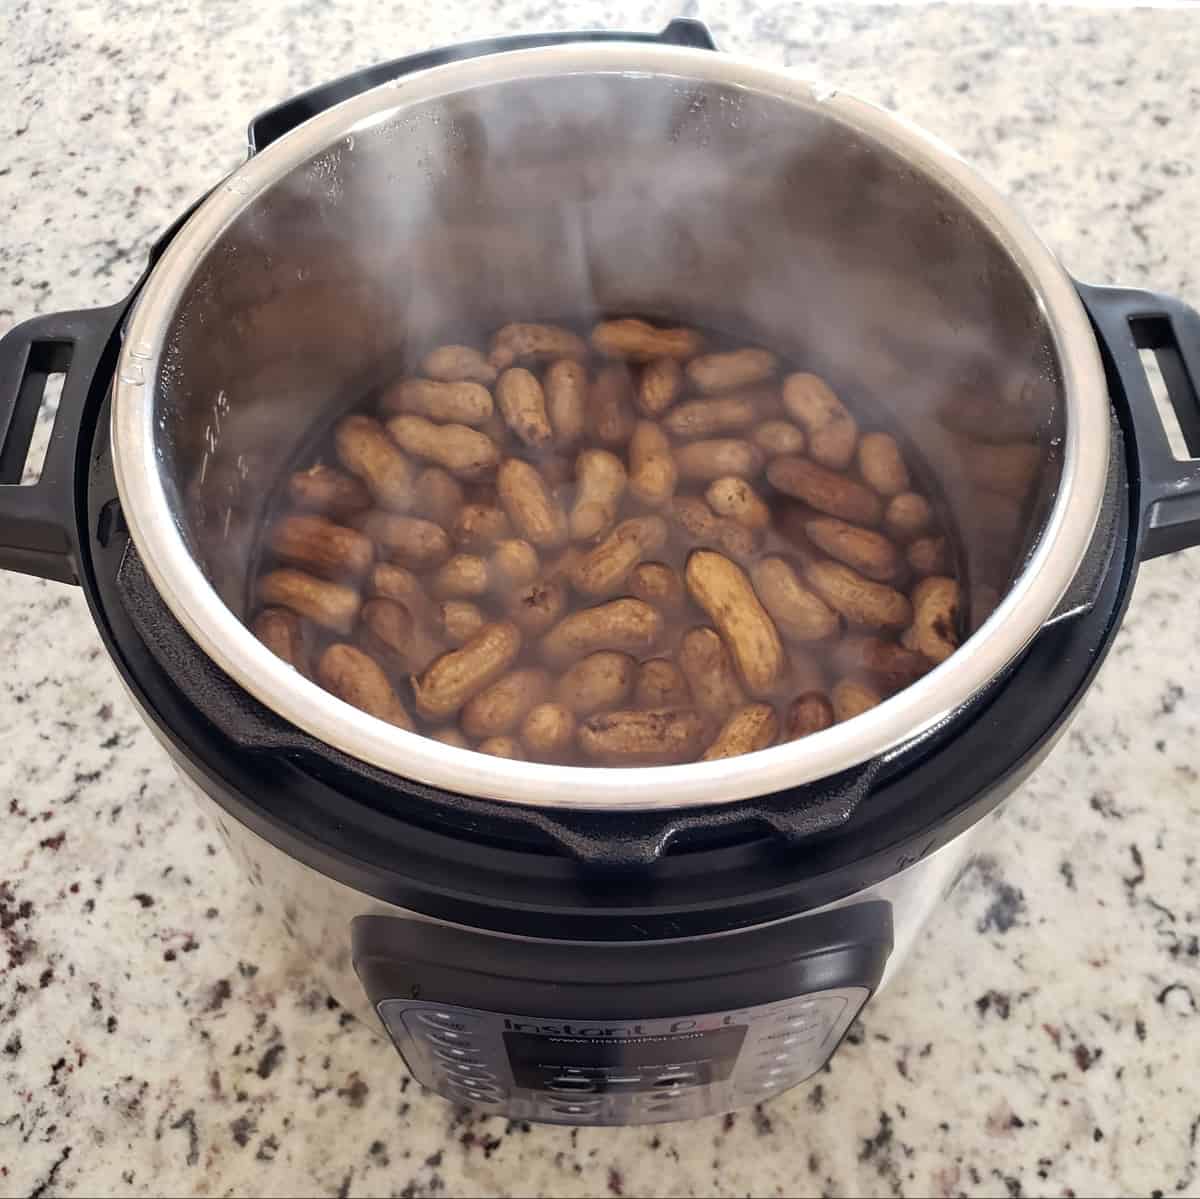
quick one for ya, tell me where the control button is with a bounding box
[426,1028,474,1048]
[444,1079,504,1104]
[442,1062,500,1083]
[547,1077,599,1093]
[653,1071,697,1087]
[431,1044,482,1064]
[416,1010,480,1030]
[547,1101,603,1117]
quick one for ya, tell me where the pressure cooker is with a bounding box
[2,20,1198,1125]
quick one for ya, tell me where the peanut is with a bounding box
[685,551,785,697]
[591,318,705,362]
[767,456,883,526]
[857,432,910,496]
[544,359,588,449]
[497,458,569,550]
[412,621,523,720]
[627,421,678,508]
[750,420,806,459]
[663,393,761,439]
[478,735,526,760]
[785,692,834,739]
[805,515,902,583]
[963,441,1040,500]
[578,707,710,765]
[431,553,491,599]
[556,651,638,717]
[629,562,685,613]
[413,467,465,527]
[429,726,471,749]
[491,539,540,589]
[635,658,692,709]
[436,600,486,647]
[259,568,360,634]
[705,477,771,531]
[750,556,839,643]
[386,414,500,480]
[589,364,637,447]
[380,378,494,427]
[569,449,627,541]
[571,516,669,599]
[832,677,883,722]
[637,358,684,417]
[507,577,568,636]
[520,702,577,759]
[496,367,553,449]
[675,438,765,484]
[369,562,433,625]
[269,514,374,580]
[452,504,512,550]
[356,512,453,572]
[287,464,371,520]
[883,492,933,542]
[252,607,310,674]
[907,535,949,577]
[421,344,497,385]
[702,703,779,760]
[789,647,826,694]
[668,496,760,562]
[335,414,414,512]
[461,667,552,739]
[804,559,912,630]
[904,576,960,664]
[317,643,414,730]
[489,322,587,370]
[686,349,777,394]
[781,373,858,469]
[832,635,929,692]
[360,597,445,674]
[541,598,663,668]
[678,626,747,718]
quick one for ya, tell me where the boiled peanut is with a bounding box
[497,458,569,550]
[356,512,452,572]
[540,598,663,668]
[317,644,413,730]
[805,515,902,583]
[789,647,826,695]
[569,449,627,540]
[685,550,785,697]
[506,576,568,636]
[461,667,552,739]
[629,562,685,613]
[833,635,929,692]
[478,736,526,760]
[544,359,588,449]
[677,627,747,718]
[421,344,497,385]
[667,496,760,562]
[253,607,310,674]
[750,556,839,642]
[702,703,779,761]
[436,600,486,647]
[627,421,678,508]
[663,393,761,439]
[335,414,414,511]
[520,702,577,759]
[766,456,883,526]
[751,420,806,458]
[489,322,587,369]
[496,367,553,449]
[687,349,777,394]
[637,358,684,417]
[369,562,433,625]
[429,726,471,749]
[556,651,638,716]
[380,378,494,426]
[591,318,705,362]
[781,373,858,469]
[904,576,960,664]
[578,707,709,765]
[413,467,465,527]
[386,414,500,481]
[259,568,360,634]
[270,514,374,580]
[571,516,669,599]
[491,539,540,589]
[431,553,491,599]
[412,621,523,720]
[857,432,910,496]
[705,477,771,531]
[287,464,371,520]
[804,559,911,630]
[832,677,883,722]
[963,441,1040,500]
[675,439,764,483]
[785,692,834,739]
[452,504,512,550]
[635,658,692,709]
[907,535,949,577]
[883,492,933,542]
[360,597,445,674]
[589,364,637,447]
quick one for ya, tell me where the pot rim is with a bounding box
[112,42,1109,811]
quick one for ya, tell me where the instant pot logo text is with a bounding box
[503,1015,743,1038]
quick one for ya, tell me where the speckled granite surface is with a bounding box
[2,2,1199,1196]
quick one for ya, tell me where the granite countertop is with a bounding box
[2,2,1199,1196]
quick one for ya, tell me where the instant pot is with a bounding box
[3,21,1199,1125]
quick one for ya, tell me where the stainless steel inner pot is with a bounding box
[112,44,1109,809]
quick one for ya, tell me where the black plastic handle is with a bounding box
[1079,283,1200,560]
[247,18,719,153]
[0,306,123,584]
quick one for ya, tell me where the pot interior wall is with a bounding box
[158,72,1061,623]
